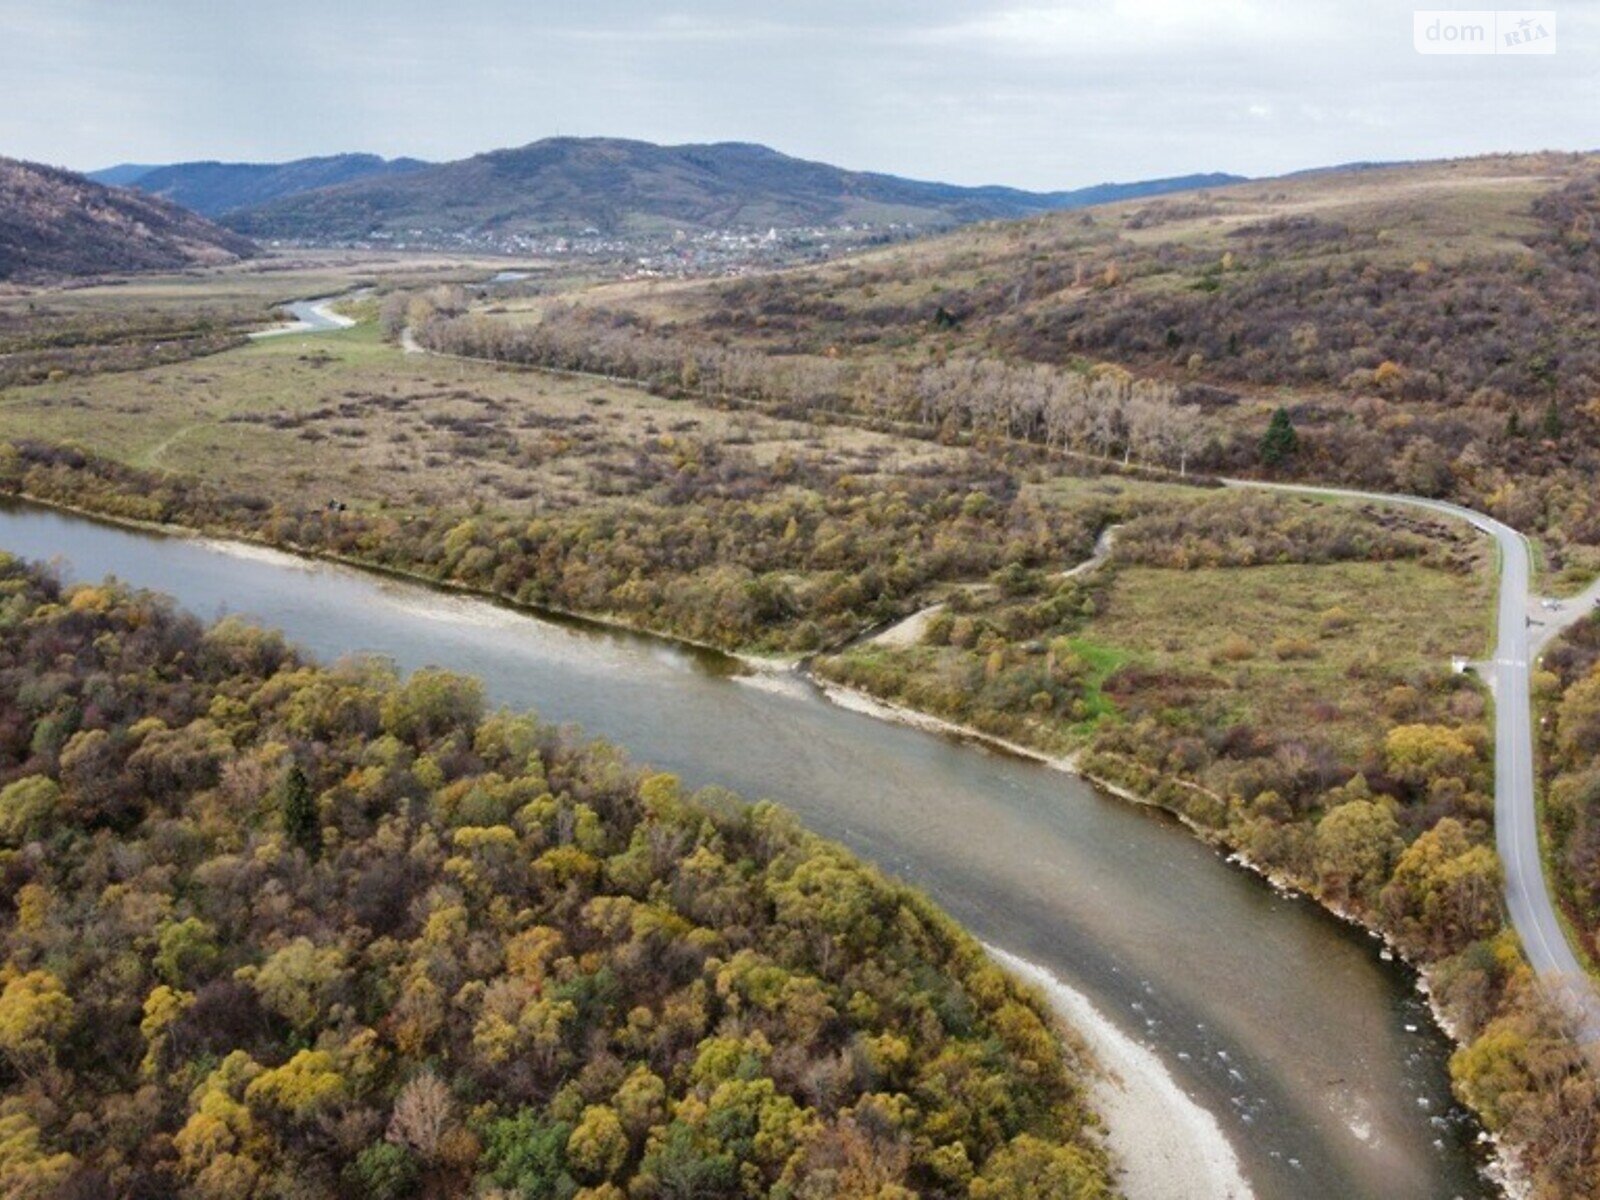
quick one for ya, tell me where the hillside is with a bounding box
[219,136,1242,240]
[86,162,158,187]
[0,156,255,282]
[94,152,429,217]
[457,151,1600,563]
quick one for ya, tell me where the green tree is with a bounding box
[1259,407,1299,467]
[483,1110,574,1197]
[637,1123,737,1198]
[1541,396,1563,440]
[344,1143,418,1200]
[1313,799,1401,907]
[279,763,317,852]
[251,938,346,1032]
[155,917,220,988]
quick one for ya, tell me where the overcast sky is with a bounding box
[3,0,1597,189]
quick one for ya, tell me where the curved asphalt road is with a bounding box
[1233,481,1600,1040]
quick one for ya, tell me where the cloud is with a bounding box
[921,0,1345,56]
[0,0,1594,190]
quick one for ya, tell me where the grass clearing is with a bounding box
[0,315,970,518]
[1083,559,1493,757]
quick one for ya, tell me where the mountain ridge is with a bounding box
[202,136,1243,241]
[90,152,430,218]
[0,156,255,282]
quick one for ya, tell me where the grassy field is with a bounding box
[0,315,969,517]
[1080,558,1493,757]
[818,551,1492,761]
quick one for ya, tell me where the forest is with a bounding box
[0,554,1110,1198]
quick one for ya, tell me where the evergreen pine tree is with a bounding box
[1541,397,1563,440]
[1259,407,1299,467]
[280,763,318,853]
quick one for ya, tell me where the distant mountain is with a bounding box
[95,153,430,218]
[87,163,159,187]
[0,156,255,282]
[217,137,1246,242]
[1051,173,1246,206]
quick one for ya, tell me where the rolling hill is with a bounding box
[600,150,1600,403]
[428,149,1600,563]
[86,162,159,187]
[216,136,1242,240]
[92,152,429,217]
[0,156,255,282]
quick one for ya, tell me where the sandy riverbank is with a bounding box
[810,677,1079,771]
[989,946,1253,1200]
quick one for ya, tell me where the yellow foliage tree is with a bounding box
[567,1104,628,1181]
[244,1048,347,1117]
[0,970,73,1070]
[0,1108,76,1198]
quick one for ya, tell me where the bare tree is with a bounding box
[387,1069,454,1162]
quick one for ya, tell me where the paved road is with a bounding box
[1232,481,1600,1039]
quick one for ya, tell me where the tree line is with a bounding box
[1,438,1101,656]
[412,306,1214,477]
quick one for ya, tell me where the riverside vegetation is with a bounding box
[5,350,1598,1198]
[0,555,1110,1198]
[405,181,1600,1192]
[6,155,1600,1194]
[816,499,1600,1197]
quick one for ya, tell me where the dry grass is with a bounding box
[1080,558,1494,756]
[0,311,969,517]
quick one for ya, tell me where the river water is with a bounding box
[0,500,1495,1200]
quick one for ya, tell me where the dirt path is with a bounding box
[870,525,1121,650]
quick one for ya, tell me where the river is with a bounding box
[0,499,1495,1200]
